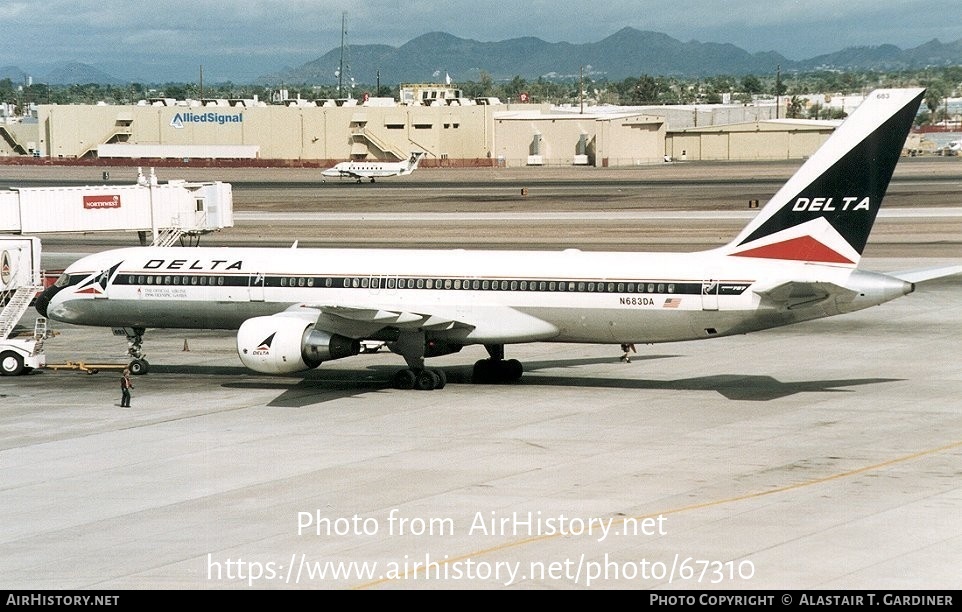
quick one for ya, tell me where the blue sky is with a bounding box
[2,1,960,82]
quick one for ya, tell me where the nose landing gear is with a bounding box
[114,327,150,375]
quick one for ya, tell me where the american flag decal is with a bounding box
[663,298,682,308]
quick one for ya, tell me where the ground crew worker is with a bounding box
[120,368,134,407]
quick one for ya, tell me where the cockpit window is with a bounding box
[54,273,71,288]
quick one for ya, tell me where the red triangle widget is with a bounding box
[732,236,854,264]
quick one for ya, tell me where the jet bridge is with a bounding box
[0,168,233,244]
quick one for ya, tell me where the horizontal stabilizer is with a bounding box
[887,264,962,284]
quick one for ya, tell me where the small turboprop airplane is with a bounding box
[321,151,425,183]
[35,89,961,390]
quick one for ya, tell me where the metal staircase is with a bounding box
[0,241,49,374]
[0,125,28,155]
[152,226,185,247]
[351,127,407,160]
[77,117,133,158]
[150,211,208,247]
[0,286,39,341]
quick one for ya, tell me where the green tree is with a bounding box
[160,84,190,100]
[922,80,948,124]
[627,75,661,104]
[503,75,529,101]
[787,95,803,119]
[741,74,763,94]
[479,71,495,96]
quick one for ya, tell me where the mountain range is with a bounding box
[1,62,125,86]
[259,28,962,85]
[3,28,962,86]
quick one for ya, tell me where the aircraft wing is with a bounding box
[276,304,461,338]
[322,167,365,179]
[290,302,559,342]
[754,281,858,310]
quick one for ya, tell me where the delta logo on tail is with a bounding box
[724,89,925,265]
[74,262,123,295]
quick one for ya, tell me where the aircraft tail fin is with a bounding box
[719,88,925,266]
[407,151,425,170]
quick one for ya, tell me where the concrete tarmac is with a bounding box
[0,162,960,590]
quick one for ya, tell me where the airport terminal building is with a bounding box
[1,87,837,167]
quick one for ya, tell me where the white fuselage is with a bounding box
[321,161,410,179]
[42,245,908,346]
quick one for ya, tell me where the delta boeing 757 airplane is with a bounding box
[35,89,960,389]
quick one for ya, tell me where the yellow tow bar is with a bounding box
[45,361,128,375]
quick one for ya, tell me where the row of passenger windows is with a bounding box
[338,276,680,294]
[122,274,687,294]
[127,274,226,286]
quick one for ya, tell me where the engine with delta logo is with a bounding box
[236,315,359,374]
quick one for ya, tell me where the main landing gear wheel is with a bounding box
[389,331,449,391]
[128,358,150,375]
[472,358,523,384]
[0,351,25,376]
[393,369,416,390]
[392,368,446,390]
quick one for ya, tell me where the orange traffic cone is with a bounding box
[183,339,190,352]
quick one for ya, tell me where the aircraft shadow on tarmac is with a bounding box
[209,355,902,407]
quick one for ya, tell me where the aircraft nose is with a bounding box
[35,283,61,317]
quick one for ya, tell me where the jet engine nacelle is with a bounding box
[236,315,360,374]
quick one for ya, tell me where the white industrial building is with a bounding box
[0,93,843,167]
